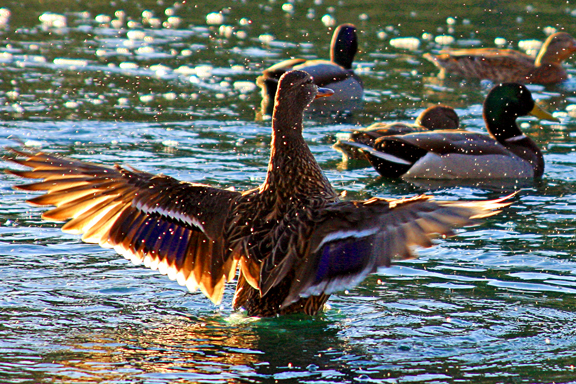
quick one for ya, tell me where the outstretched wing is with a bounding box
[283,194,512,306]
[5,149,241,304]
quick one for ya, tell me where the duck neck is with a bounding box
[484,108,522,143]
[331,29,356,69]
[332,43,354,69]
[535,44,572,66]
[535,41,575,66]
[261,110,335,202]
[535,44,553,66]
[485,109,543,177]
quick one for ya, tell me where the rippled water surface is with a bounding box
[2,0,576,382]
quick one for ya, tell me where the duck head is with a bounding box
[483,82,557,142]
[330,24,358,69]
[536,32,576,65]
[272,70,334,135]
[273,70,333,117]
[415,105,460,129]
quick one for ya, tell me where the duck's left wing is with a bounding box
[5,149,241,304]
[283,194,511,306]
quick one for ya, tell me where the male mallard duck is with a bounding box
[424,32,576,84]
[334,105,459,161]
[6,70,510,317]
[344,83,557,179]
[257,24,363,115]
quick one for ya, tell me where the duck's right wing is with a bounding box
[368,131,511,166]
[5,149,241,304]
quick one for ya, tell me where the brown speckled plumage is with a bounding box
[425,32,576,84]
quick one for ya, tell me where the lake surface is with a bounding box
[2,0,576,382]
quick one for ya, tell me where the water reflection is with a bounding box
[42,314,370,382]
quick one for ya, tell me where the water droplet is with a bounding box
[494,37,507,47]
[390,37,420,51]
[321,14,336,27]
[39,12,67,29]
[234,81,257,93]
[435,35,455,45]
[518,39,542,53]
[259,34,275,44]
[206,12,224,25]
[95,14,111,24]
[282,3,294,13]
[543,26,557,36]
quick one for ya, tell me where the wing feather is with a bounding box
[283,195,512,306]
[6,149,241,305]
[60,198,120,234]
[43,194,115,222]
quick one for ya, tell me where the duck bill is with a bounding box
[316,87,334,99]
[530,104,559,122]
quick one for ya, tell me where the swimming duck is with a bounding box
[334,105,459,161]
[424,32,576,84]
[257,24,363,115]
[6,70,510,317]
[344,83,556,179]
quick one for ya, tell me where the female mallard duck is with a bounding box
[334,105,459,161]
[424,32,576,84]
[344,83,556,179]
[257,23,363,115]
[6,71,510,317]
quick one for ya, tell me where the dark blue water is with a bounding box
[2,0,576,382]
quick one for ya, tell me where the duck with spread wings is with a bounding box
[6,71,511,317]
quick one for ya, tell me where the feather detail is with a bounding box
[282,194,513,307]
[6,148,240,305]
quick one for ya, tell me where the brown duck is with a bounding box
[334,105,459,161]
[424,32,576,84]
[6,70,510,317]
